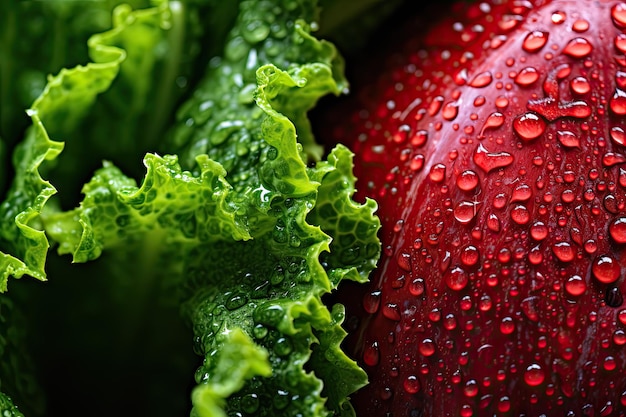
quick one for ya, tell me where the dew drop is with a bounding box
[454,201,478,224]
[461,245,480,266]
[419,338,436,356]
[429,163,447,182]
[565,275,586,296]
[551,10,566,24]
[616,34,626,54]
[411,154,425,171]
[552,242,575,262]
[446,266,468,291]
[515,67,540,86]
[610,217,626,243]
[363,290,381,314]
[557,130,581,148]
[495,96,509,109]
[522,31,549,52]
[521,296,540,321]
[513,112,546,141]
[611,89,626,115]
[428,96,444,116]
[527,241,543,262]
[511,205,530,225]
[530,221,548,240]
[617,73,626,94]
[397,252,412,272]
[611,126,626,146]
[457,170,479,191]
[563,37,592,58]
[464,380,479,397]
[612,3,626,28]
[511,183,532,202]
[592,255,621,284]
[473,144,514,173]
[411,130,428,147]
[606,287,624,307]
[603,356,617,371]
[570,76,591,95]
[469,71,493,88]
[460,405,474,417]
[500,317,515,334]
[572,19,590,33]
[524,363,545,386]
[409,278,426,296]
[499,14,523,31]
[478,112,505,138]
[442,101,459,121]
[498,396,511,412]
[603,152,626,167]
[404,375,421,394]
[382,303,401,321]
[487,213,501,232]
[363,341,380,366]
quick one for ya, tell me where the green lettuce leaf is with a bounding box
[0,0,381,416]
[0,0,186,291]
[0,0,165,167]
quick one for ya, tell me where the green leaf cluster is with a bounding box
[0,0,381,416]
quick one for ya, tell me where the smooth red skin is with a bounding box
[332,0,626,416]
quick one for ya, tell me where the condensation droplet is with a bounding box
[487,213,501,232]
[611,89,626,115]
[454,201,478,224]
[603,152,626,167]
[404,375,421,394]
[461,245,480,266]
[500,317,515,334]
[363,290,381,314]
[563,37,592,58]
[511,183,532,202]
[515,67,540,86]
[363,341,380,366]
[397,252,412,272]
[429,163,447,182]
[524,364,545,386]
[522,31,549,52]
[530,221,548,240]
[551,10,566,24]
[419,338,436,356]
[557,130,581,148]
[382,303,401,321]
[411,130,428,147]
[409,278,426,296]
[552,242,575,262]
[592,255,621,283]
[446,266,468,291]
[470,71,493,88]
[457,170,479,191]
[570,76,591,94]
[572,19,590,33]
[479,112,505,138]
[511,205,530,225]
[473,144,514,173]
[513,112,546,140]
[612,3,626,28]
[565,275,587,296]
[411,154,425,171]
[610,217,626,243]
[611,126,626,146]
[442,101,459,121]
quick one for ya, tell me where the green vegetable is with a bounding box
[0,0,381,416]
